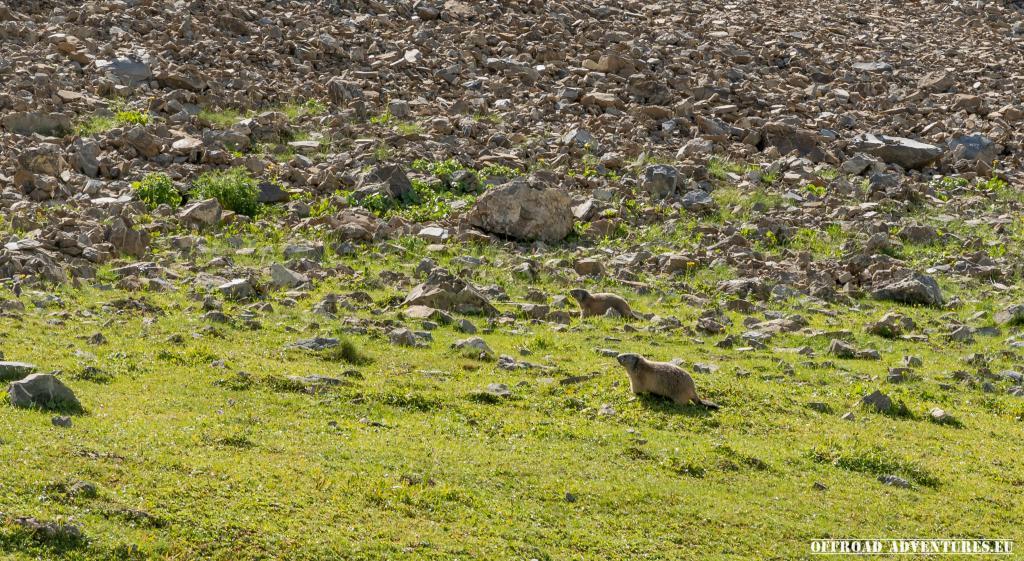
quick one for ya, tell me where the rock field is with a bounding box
[1,0,1024,559]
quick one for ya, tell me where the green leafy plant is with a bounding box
[191,167,262,217]
[370,111,394,126]
[116,109,150,126]
[479,163,522,180]
[817,167,839,181]
[803,183,826,198]
[759,170,780,185]
[132,173,182,209]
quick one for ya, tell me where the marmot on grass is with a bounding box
[569,288,641,319]
[615,353,720,409]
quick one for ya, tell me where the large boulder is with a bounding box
[681,189,716,214]
[852,134,943,170]
[759,122,825,161]
[995,304,1024,326]
[0,362,37,382]
[18,144,66,176]
[179,198,222,228]
[353,164,413,202]
[95,57,153,84]
[403,268,498,316]
[871,274,944,307]
[948,133,999,163]
[2,112,71,136]
[8,373,81,411]
[122,127,163,158]
[106,217,149,258]
[467,176,573,243]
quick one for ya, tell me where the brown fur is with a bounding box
[615,353,719,409]
[569,289,641,319]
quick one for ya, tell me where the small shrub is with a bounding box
[370,111,394,125]
[349,191,396,217]
[479,163,522,180]
[191,167,262,217]
[116,109,150,126]
[132,173,181,209]
[803,183,826,198]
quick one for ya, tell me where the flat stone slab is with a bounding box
[0,361,37,382]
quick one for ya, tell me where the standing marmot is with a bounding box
[616,353,719,409]
[569,289,641,319]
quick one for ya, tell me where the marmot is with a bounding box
[616,353,720,409]
[569,289,641,319]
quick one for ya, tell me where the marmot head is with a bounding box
[568,288,589,302]
[616,353,642,371]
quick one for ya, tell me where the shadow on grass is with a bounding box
[0,522,86,558]
[635,393,717,417]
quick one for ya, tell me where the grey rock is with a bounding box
[51,415,72,427]
[122,127,162,158]
[853,134,943,170]
[878,474,910,488]
[258,181,289,203]
[641,165,678,198]
[680,189,716,213]
[404,268,497,316]
[269,264,308,289]
[860,389,892,413]
[467,176,573,242]
[179,198,222,228]
[0,361,37,382]
[871,274,944,307]
[217,278,256,300]
[453,337,494,358]
[288,337,339,351]
[948,133,999,162]
[2,112,71,136]
[389,327,418,347]
[354,164,414,202]
[995,304,1024,325]
[8,373,81,411]
[106,217,149,258]
[96,57,153,84]
[759,122,825,161]
[484,383,511,398]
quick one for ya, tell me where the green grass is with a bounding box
[132,173,181,210]
[1,230,1023,560]
[395,121,423,136]
[75,106,152,136]
[75,115,118,136]
[190,167,262,217]
[708,157,756,181]
[198,108,248,128]
[279,99,327,121]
